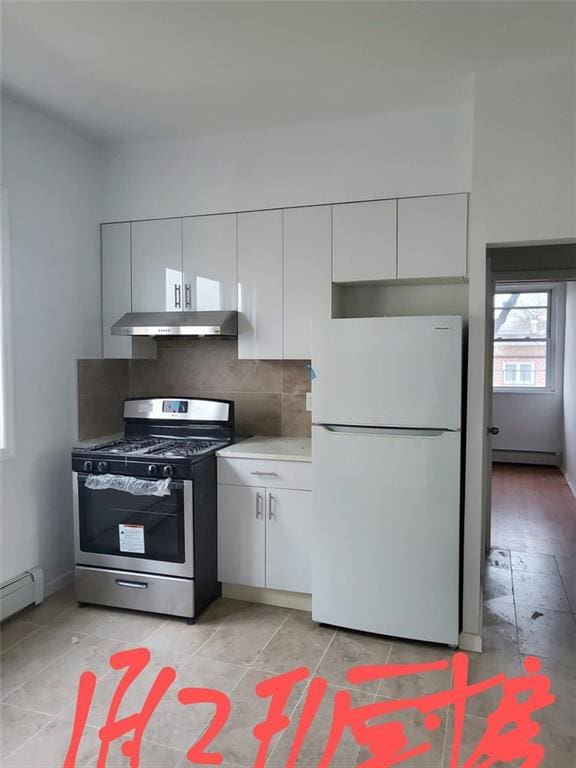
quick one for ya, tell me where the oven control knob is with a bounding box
[148,464,159,476]
[162,465,174,478]
[83,460,93,473]
[97,461,108,473]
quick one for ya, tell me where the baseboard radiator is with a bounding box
[492,449,561,467]
[0,568,44,621]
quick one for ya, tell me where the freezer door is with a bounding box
[312,316,462,430]
[312,424,460,645]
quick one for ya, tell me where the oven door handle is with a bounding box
[115,579,149,590]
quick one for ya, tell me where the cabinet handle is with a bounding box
[256,492,263,519]
[268,494,275,520]
[174,284,182,309]
[185,283,191,308]
[115,579,148,590]
[251,471,278,477]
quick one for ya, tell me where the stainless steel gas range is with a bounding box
[71,397,234,622]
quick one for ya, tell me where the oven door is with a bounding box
[73,472,193,578]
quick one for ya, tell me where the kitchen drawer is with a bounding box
[217,457,312,490]
[75,566,195,618]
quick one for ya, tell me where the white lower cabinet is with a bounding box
[266,489,311,593]
[217,485,266,588]
[217,458,311,593]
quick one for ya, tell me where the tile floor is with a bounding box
[0,464,575,766]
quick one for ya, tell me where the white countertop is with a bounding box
[217,436,312,462]
[73,433,123,450]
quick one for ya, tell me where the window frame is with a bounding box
[0,187,15,460]
[493,283,558,395]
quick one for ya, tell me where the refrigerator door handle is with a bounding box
[316,424,456,438]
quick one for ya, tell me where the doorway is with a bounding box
[482,241,576,655]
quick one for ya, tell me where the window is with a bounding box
[503,362,535,386]
[492,287,555,392]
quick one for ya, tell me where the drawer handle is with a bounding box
[251,471,278,477]
[115,579,148,590]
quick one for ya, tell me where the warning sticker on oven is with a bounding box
[118,524,145,554]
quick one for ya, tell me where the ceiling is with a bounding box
[2,1,575,142]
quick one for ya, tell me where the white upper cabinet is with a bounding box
[101,223,132,359]
[101,223,155,359]
[131,218,183,312]
[332,200,397,283]
[237,210,283,359]
[397,194,468,279]
[182,214,237,311]
[283,206,332,359]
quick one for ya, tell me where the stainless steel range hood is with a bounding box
[111,311,238,338]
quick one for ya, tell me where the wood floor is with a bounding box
[491,463,576,558]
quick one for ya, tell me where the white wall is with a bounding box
[464,58,576,639]
[101,103,472,221]
[564,283,576,495]
[0,96,102,589]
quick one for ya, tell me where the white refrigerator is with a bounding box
[311,316,462,646]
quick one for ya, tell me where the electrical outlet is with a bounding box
[305,392,312,412]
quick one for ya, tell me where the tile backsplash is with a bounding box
[77,359,129,440]
[77,339,311,440]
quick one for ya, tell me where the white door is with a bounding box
[397,194,468,279]
[312,424,460,645]
[312,316,462,430]
[102,223,132,358]
[237,210,283,359]
[217,485,265,587]
[332,200,397,282]
[182,214,237,311]
[131,219,183,312]
[283,206,332,359]
[266,489,311,593]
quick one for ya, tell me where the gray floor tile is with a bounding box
[484,565,513,601]
[556,555,576,612]
[376,640,454,700]
[316,630,392,694]
[252,611,335,675]
[196,603,290,666]
[512,570,570,612]
[49,605,166,643]
[3,635,128,716]
[487,549,511,570]
[516,605,576,662]
[0,704,51,759]
[0,627,88,698]
[0,618,41,651]
[482,595,518,651]
[510,551,558,575]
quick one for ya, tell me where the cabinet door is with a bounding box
[217,484,265,587]
[182,214,237,311]
[237,210,283,359]
[266,489,311,593]
[397,194,468,279]
[283,206,332,359]
[131,219,183,312]
[102,223,132,358]
[332,200,397,282]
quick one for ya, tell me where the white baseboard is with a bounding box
[459,631,483,653]
[44,570,74,598]
[493,449,561,467]
[222,583,311,612]
[562,468,576,498]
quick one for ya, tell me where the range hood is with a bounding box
[111,310,238,338]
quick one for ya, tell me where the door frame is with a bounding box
[482,241,576,558]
